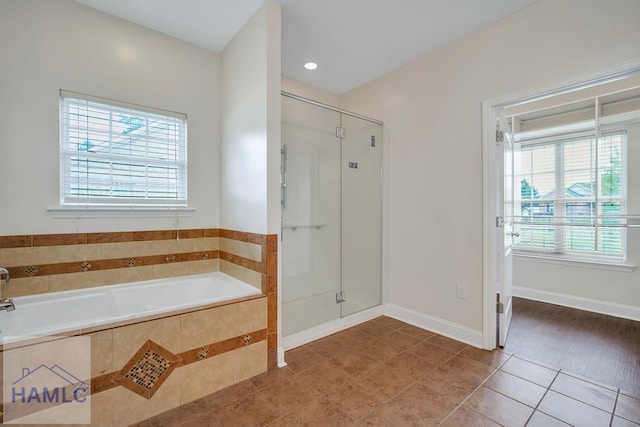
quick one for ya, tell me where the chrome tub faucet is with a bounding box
[0,267,15,312]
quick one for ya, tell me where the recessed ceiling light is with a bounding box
[304,62,318,70]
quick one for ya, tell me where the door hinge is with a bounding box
[496,129,504,143]
[497,302,504,314]
[336,291,346,303]
[496,216,504,228]
[336,127,345,139]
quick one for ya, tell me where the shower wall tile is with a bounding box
[112,316,182,369]
[220,259,262,289]
[219,238,262,262]
[180,298,267,350]
[179,351,237,404]
[0,276,48,298]
[89,329,114,378]
[33,233,87,247]
[235,341,268,382]
[112,368,183,426]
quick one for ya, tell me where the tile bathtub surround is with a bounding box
[0,228,222,297]
[1,297,269,426]
[0,228,277,299]
[136,316,640,427]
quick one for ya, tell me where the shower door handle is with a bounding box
[281,145,288,209]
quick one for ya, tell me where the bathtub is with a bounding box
[0,272,262,345]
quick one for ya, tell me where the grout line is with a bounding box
[610,390,620,427]
[523,370,567,427]
[438,354,514,426]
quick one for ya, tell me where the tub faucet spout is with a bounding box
[0,267,9,283]
[0,298,15,312]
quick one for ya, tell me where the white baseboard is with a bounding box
[282,305,385,351]
[277,346,287,368]
[513,286,640,322]
[384,303,483,348]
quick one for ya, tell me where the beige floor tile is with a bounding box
[550,372,617,412]
[612,415,640,427]
[500,356,558,387]
[616,393,640,424]
[440,406,502,427]
[538,390,612,426]
[464,386,534,427]
[526,411,572,426]
[459,346,512,368]
[485,370,546,408]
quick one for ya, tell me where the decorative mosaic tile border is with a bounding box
[8,250,221,279]
[0,229,220,249]
[93,329,268,398]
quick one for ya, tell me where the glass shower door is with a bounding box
[340,114,383,316]
[281,96,341,336]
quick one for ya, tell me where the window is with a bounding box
[60,90,187,207]
[515,131,626,259]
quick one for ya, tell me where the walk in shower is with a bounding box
[281,92,382,338]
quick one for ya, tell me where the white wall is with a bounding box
[282,77,339,107]
[220,0,281,235]
[0,0,220,234]
[339,0,640,333]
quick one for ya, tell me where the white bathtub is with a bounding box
[0,272,261,345]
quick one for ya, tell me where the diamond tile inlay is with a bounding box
[243,335,253,345]
[165,255,175,263]
[113,340,181,399]
[24,266,39,276]
[80,261,92,271]
[125,258,136,267]
[197,347,209,359]
[200,252,209,260]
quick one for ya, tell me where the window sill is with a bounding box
[514,252,636,272]
[48,206,196,219]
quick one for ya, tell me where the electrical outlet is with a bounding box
[456,283,468,300]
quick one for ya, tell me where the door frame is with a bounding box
[481,59,640,350]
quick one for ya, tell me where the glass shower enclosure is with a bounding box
[281,93,382,337]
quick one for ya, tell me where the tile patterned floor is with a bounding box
[137,316,640,426]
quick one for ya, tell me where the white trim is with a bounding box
[60,89,187,120]
[482,100,498,349]
[277,346,287,368]
[281,305,384,351]
[482,59,640,352]
[514,253,635,272]
[48,206,195,219]
[385,303,484,349]
[514,286,640,322]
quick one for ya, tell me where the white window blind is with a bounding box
[60,90,187,207]
[516,132,626,259]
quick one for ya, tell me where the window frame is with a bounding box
[514,130,627,262]
[57,90,188,213]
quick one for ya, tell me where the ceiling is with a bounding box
[75,0,540,94]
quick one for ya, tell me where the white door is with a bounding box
[497,112,515,347]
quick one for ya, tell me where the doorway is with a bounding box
[482,61,640,350]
